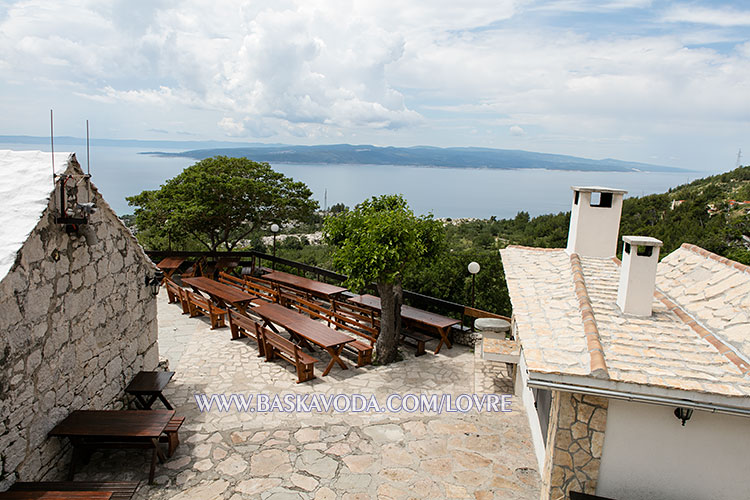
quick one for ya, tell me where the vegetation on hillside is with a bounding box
[125,162,750,318]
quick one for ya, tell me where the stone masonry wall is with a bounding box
[540,391,608,500]
[0,157,158,488]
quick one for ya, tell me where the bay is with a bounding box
[1,142,706,219]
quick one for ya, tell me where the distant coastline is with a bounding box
[141,144,689,173]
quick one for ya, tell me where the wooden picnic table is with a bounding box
[125,371,174,410]
[0,493,112,500]
[155,257,185,280]
[48,410,175,485]
[10,483,139,500]
[182,277,258,314]
[262,271,348,300]
[253,302,354,376]
[348,294,461,354]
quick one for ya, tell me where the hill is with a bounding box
[473,164,750,264]
[144,143,686,173]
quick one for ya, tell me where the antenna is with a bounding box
[50,109,55,181]
[86,119,90,175]
[737,149,743,168]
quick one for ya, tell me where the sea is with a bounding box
[0,142,708,219]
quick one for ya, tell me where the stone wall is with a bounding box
[540,391,608,500]
[0,157,158,488]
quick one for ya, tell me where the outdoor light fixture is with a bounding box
[468,261,480,309]
[674,407,694,426]
[271,223,280,270]
[145,271,164,297]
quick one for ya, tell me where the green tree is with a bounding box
[324,195,443,364]
[127,156,318,251]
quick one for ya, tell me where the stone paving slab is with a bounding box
[67,291,540,499]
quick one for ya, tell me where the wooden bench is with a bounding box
[242,275,280,303]
[186,290,227,329]
[401,329,431,356]
[159,415,184,457]
[228,309,265,355]
[164,278,181,304]
[218,271,247,290]
[10,482,140,500]
[256,324,318,383]
[283,293,375,367]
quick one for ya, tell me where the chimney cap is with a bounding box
[622,235,663,247]
[571,186,628,194]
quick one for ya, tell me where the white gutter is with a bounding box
[527,379,750,418]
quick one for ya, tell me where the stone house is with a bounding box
[0,150,159,488]
[500,186,750,500]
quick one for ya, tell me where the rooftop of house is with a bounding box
[0,149,72,281]
[500,243,750,405]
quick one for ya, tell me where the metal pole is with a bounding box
[471,274,476,309]
[272,233,277,270]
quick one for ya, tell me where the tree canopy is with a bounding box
[126,156,318,251]
[324,194,443,363]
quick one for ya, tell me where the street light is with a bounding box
[271,223,280,270]
[468,261,480,309]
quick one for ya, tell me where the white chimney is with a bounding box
[566,186,627,258]
[617,236,663,316]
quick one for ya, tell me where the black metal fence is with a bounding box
[147,250,469,320]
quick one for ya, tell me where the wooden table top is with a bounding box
[348,294,461,329]
[253,302,354,349]
[49,410,174,439]
[156,257,185,270]
[0,492,113,500]
[262,271,348,298]
[182,277,257,305]
[125,371,174,394]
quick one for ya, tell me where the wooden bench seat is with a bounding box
[164,278,181,304]
[10,482,140,500]
[401,329,431,356]
[217,271,247,290]
[228,309,264,355]
[242,275,280,303]
[283,294,375,367]
[186,290,227,329]
[257,324,318,383]
[159,415,184,457]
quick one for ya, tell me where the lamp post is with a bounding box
[271,223,280,270]
[468,261,480,309]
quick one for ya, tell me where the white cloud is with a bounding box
[510,125,526,136]
[0,0,748,171]
[663,5,750,27]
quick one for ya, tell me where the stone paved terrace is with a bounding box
[68,290,541,499]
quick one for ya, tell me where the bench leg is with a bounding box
[415,341,426,357]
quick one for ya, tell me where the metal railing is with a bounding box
[147,250,475,326]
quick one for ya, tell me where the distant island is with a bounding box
[0,136,686,173]
[143,144,686,173]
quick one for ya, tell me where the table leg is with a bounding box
[434,327,453,354]
[322,346,348,376]
[157,393,174,410]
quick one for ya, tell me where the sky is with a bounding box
[0,0,749,172]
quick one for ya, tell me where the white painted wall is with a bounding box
[597,399,750,500]
[516,351,548,472]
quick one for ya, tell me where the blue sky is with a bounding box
[0,0,749,171]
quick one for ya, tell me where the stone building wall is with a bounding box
[0,157,158,488]
[540,391,608,499]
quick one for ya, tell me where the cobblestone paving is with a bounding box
[73,291,541,499]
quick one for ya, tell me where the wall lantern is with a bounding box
[674,407,693,426]
[145,271,164,297]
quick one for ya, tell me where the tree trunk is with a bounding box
[375,279,403,364]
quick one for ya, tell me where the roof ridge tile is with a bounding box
[569,253,610,380]
[681,243,750,275]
